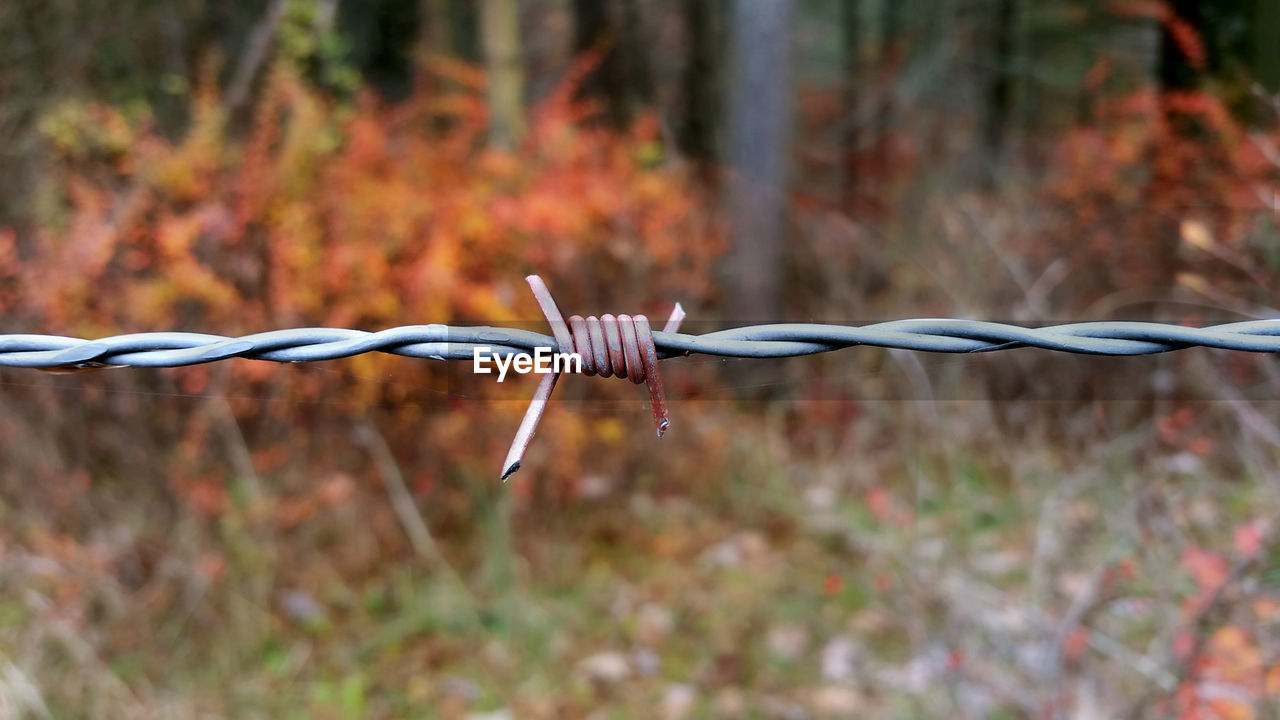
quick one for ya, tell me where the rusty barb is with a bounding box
[501,275,685,481]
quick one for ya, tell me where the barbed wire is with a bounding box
[5,318,1280,370]
[3,275,1279,479]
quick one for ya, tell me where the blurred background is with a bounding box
[2,0,1280,717]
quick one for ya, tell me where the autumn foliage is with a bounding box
[11,61,721,337]
[0,54,730,605]
[4,7,1280,717]
[1044,84,1280,301]
[1,56,724,477]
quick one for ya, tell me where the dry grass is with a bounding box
[3,342,1279,719]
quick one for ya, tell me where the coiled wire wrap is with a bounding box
[497,277,680,481]
[566,313,656,383]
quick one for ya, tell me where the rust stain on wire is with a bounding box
[504,275,682,481]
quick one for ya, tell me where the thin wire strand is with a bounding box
[3,319,1280,370]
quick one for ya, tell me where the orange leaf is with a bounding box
[1183,547,1229,596]
[1234,523,1263,558]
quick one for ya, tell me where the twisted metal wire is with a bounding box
[3,318,1280,370]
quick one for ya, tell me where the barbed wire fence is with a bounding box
[3,275,1279,477]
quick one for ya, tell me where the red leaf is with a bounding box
[1182,546,1228,600]
[1234,522,1263,559]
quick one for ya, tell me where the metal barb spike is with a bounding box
[500,275,681,481]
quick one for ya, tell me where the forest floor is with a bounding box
[3,368,1278,719]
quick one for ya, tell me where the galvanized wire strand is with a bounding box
[7,267,1280,482]
[3,319,1280,370]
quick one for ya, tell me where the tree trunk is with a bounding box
[873,0,900,186]
[983,0,1017,187]
[616,0,653,115]
[421,0,452,58]
[225,0,287,113]
[1145,0,1207,286]
[1247,0,1280,93]
[571,0,653,128]
[725,0,793,322]
[572,0,622,125]
[480,0,524,149]
[841,0,860,204]
[1158,0,1203,92]
[678,0,723,165]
